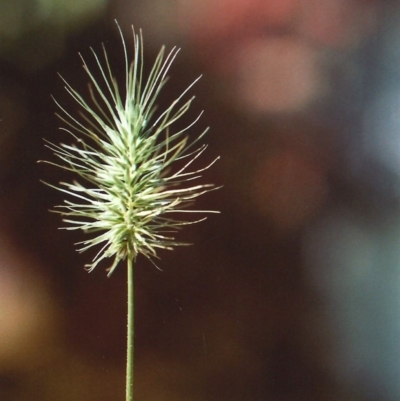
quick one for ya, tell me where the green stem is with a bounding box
[126,257,134,401]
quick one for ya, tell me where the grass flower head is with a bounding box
[45,24,218,276]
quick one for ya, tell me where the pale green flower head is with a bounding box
[45,23,218,276]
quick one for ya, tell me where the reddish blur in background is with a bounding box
[1,1,400,400]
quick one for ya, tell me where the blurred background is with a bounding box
[1,0,400,400]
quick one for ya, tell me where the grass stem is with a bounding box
[126,257,134,401]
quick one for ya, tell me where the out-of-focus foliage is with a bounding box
[0,0,107,70]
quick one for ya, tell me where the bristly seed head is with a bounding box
[43,21,219,276]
